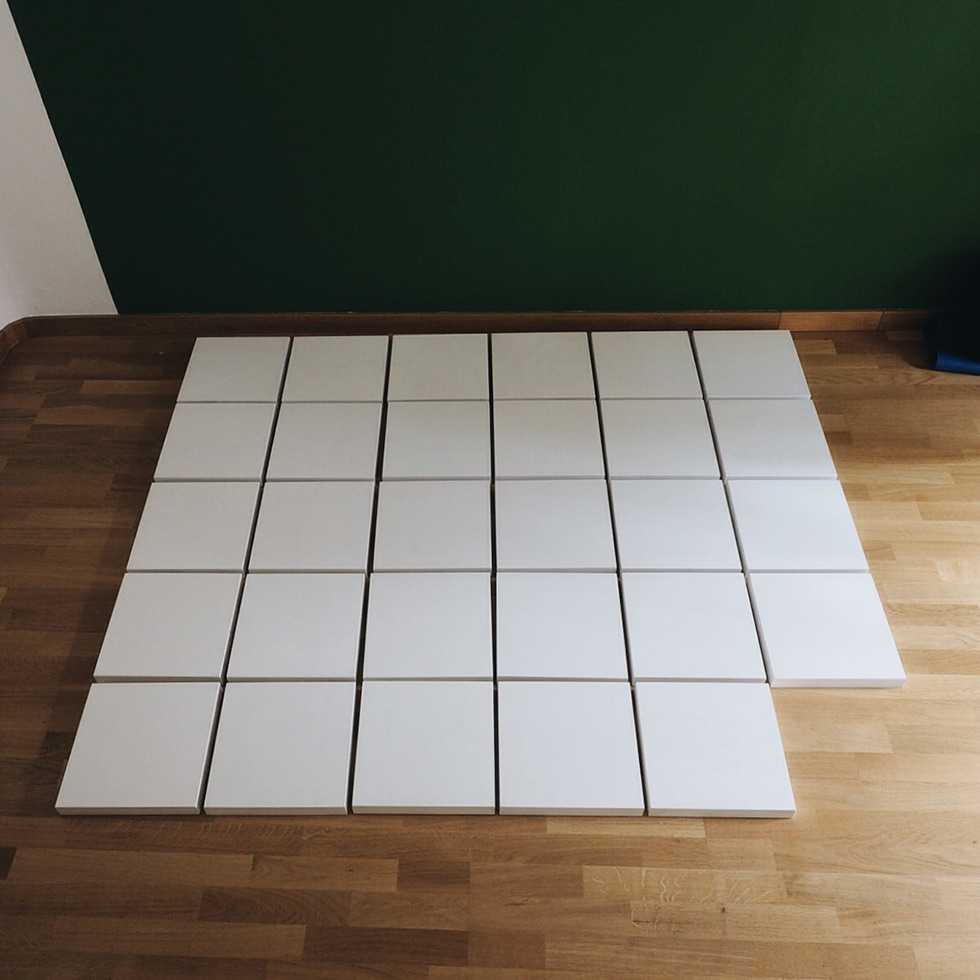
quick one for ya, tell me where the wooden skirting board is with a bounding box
[0,317,27,364]
[0,309,936,366]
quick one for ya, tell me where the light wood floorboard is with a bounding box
[0,328,977,978]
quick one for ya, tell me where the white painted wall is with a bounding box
[0,0,115,327]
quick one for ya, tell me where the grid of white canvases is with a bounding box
[56,330,905,818]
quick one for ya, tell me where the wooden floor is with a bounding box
[0,328,978,979]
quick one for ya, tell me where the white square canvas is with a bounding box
[227,573,365,680]
[387,334,488,400]
[383,400,490,479]
[601,400,720,478]
[373,480,491,571]
[249,481,375,572]
[621,572,765,681]
[611,480,741,571]
[492,332,595,399]
[693,330,810,399]
[728,479,868,571]
[636,681,795,817]
[496,572,627,679]
[282,335,388,402]
[710,398,837,479]
[495,479,616,571]
[94,572,241,682]
[592,331,702,398]
[749,572,905,687]
[56,682,220,814]
[363,572,492,679]
[154,403,276,481]
[353,680,495,814]
[266,402,381,480]
[126,482,259,572]
[494,399,604,478]
[497,681,644,815]
[177,336,289,403]
[204,682,356,814]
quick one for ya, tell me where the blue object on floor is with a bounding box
[926,314,980,375]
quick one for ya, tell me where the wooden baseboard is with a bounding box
[0,309,938,364]
[779,310,884,331]
[0,318,28,364]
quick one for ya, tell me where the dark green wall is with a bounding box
[10,1,980,314]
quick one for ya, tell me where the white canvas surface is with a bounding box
[728,479,868,572]
[227,573,365,680]
[205,682,355,814]
[383,400,491,479]
[177,337,289,403]
[353,681,495,814]
[495,479,616,571]
[497,681,644,815]
[249,481,375,572]
[388,334,489,400]
[749,572,905,687]
[693,330,810,399]
[710,398,836,479]
[126,481,259,572]
[592,331,702,398]
[496,572,628,679]
[56,683,221,814]
[492,332,595,399]
[154,403,276,481]
[363,572,493,679]
[622,572,766,681]
[267,402,381,480]
[636,681,796,817]
[373,481,491,571]
[94,572,241,682]
[282,335,388,402]
[601,399,719,478]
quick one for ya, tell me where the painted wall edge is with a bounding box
[0,1,116,326]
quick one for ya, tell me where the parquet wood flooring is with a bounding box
[1,328,978,978]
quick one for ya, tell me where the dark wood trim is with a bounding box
[878,309,936,331]
[778,310,884,332]
[1,308,939,365]
[12,310,783,340]
[0,318,28,364]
